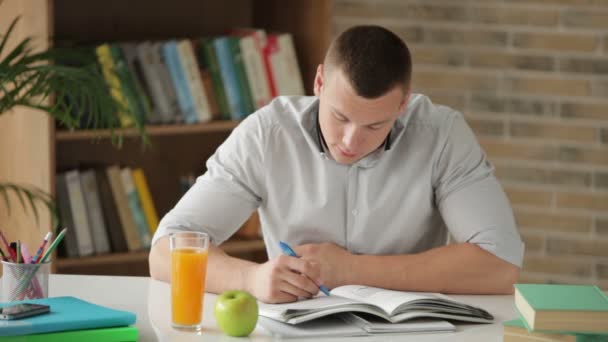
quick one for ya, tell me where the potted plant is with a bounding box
[0,17,145,224]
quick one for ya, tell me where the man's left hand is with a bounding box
[292,242,354,289]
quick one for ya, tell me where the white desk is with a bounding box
[49,274,517,341]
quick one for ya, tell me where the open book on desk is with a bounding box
[259,285,494,326]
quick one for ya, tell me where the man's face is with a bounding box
[314,65,408,165]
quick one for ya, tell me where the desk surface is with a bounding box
[49,274,517,341]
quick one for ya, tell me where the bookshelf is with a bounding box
[0,0,331,276]
[55,121,239,141]
[56,239,267,276]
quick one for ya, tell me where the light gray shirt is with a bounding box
[153,95,524,267]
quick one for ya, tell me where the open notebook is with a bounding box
[259,285,494,326]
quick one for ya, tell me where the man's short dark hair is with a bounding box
[325,25,412,98]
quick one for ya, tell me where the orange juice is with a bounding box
[171,247,208,327]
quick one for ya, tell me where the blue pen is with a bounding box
[279,241,331,296]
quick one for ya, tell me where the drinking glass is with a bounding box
[170,231,209,331]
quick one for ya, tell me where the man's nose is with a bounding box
[342,125,361,151]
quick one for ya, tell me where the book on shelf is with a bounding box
[137,41,183,123]
[120,42,157,124]
[94,168,129,253]
[119,167,151,249]
[237,31,273,110]
[63,170,95,256]
[196,38,231,119]
[503,318,608,342]
[228,36,256,115]
[177,39,213,123]
[214,36,249,120]
[106,166,142,252]
[162,40,200,124]
[230,28,273,106]
[199,66,221,120]
[108,44,149,126]
[79,169,111,254]
[131,168,159,236]
[55,173,80,258]
[514,284,608,334]
[259,285,494,325]
[135,41,171,123]
[267,33,305,96]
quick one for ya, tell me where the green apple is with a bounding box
[214,290,259,337]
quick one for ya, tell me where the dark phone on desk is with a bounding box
[0,303,50,320]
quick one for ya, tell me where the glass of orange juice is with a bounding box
[170,231,209,331]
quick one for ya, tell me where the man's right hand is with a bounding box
[244,255,323,303]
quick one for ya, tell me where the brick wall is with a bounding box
[333,0,608,289]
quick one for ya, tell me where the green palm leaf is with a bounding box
[0,16,149,145]
[0,182,58,228]
[1,17,149,225]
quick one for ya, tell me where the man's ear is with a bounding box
[398,89,411,113]
[313,64,324,97]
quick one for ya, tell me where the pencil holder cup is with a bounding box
[1,260,50,302]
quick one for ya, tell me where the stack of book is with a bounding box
[56,166,158,257]
[0,296,137,341]
[60,28,304,129]
[504,284,608,341]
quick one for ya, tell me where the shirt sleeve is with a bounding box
[151,113,267,246]
[433,111,524,268]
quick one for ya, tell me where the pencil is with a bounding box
[16,240,21,264]
[38,228,67,264]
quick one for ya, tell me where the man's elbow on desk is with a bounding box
[490,261,520,295]
[473,245,520,295]
[149,236,171,283]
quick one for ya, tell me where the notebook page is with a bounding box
[258,295,361,321]
[331,285,443,316]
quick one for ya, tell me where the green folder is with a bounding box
[0,326,138,342]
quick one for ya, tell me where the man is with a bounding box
[149,25,524,304]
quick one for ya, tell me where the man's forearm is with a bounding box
[205,245,258,294]
[345,243,519,294]
[149,236,258,294]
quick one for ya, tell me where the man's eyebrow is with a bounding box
[330,106,348,118]
[368,118,392,126]
[330,106,392,126]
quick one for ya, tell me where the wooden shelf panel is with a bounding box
[56,250,150,268]
[55,120,239,141]
[220,239,266,254]
[55,239,266,269]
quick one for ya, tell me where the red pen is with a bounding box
[0,230,16,261]
[0,247,7,261]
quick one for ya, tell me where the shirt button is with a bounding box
[351,209,358,216]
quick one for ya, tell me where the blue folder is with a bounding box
[0,296,136,337]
